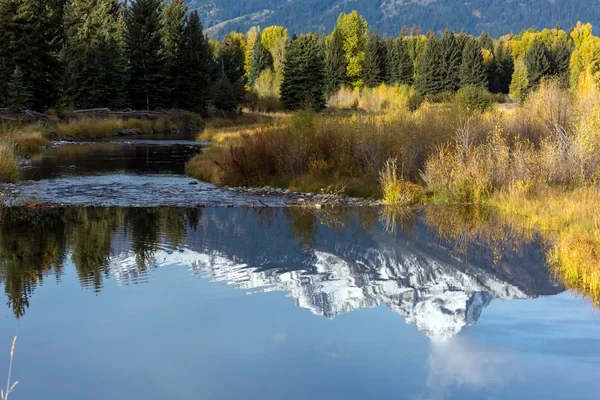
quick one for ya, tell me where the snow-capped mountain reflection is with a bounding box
[109,240,548,341]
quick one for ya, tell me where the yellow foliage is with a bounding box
[481,48,494,66]
[570,21,594,49]
[336,11,368,87]
[328,83,422,112]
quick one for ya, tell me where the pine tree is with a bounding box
[125,0,167,110]
[7,67,33,111]
[550,39,573,83]
[216,34,246,84]
[244,27,260,78]
[215,34,246,108]
[62,0,127,108]
[280,34,326,111]
[212,77,237,111]
[324,28,348,96]
[176,11,214,112]
[479,32,494,52]
[362,32,386,88]
[525,39,552,89]
[460,38,487,87]
[439,29,462,92]
[416,38,444,95]
[161,0,187,105]
[494,42,514,94]
[386,37,413,85]
[0,0,20,105]
[0,0,64,110]
[248,41,274,87]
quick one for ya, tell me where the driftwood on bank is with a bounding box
[73,108,111,114]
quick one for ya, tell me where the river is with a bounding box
[0,139,599,400]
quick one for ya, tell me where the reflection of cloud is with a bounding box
[420,337,515,400]
[272,334,287,343]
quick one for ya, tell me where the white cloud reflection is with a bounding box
[419,336,517,400]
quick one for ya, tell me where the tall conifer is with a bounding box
[525,39,552,89]
[161,0,187,105]
[439,29,461,92]
[362,32,386,88]
[416,38,444,95]
[248,41,274,87]
[280,35,325,111]
[176,11,214,112]
[460,38,487,87]
[386,37,413,85]
[125,0,167,110]
[62,0,127,108]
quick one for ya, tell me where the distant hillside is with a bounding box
[188,0,600,38]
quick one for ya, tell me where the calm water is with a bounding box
[1,206,599,400]
[2,140,287,207]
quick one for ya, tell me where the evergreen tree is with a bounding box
[362,32,386,88]
[161,0,187,105]
[216,35,246,84]
[248,41,274,87]
[416,38,444,95]
[7,67,33,111]
[550,39,573,83]
[280,34,326,111]
[479,32,494,52]
[439,29,462,92]
[386,37,413,85]
[494,42,514,94]
[212,77,237,111]
[525,39,552,89]
[0,0,64,110]
[324,28,348,96]
[215,34,246,108]
[455,30,468,54]
[62,0,127,108]
[125,0,167,110]
[175,11,214,112]
[460,38,487,87]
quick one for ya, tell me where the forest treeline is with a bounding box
[1,2,599,113]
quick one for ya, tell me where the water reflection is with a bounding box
[0,206,563,339]
[21,141,203,180]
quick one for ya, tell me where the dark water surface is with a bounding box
[1,206,599,400]
[2,139,287,207]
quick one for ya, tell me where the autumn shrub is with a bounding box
[455,85,493,113]
[379,158,424,205]
[328,84,423,112]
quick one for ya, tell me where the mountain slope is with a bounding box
[189,0,600,38]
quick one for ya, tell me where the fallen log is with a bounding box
[24,109,49,120]
[73,108,111,114]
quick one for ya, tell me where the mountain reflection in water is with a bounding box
[0,206,562,340]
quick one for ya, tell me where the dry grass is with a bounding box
[0,337,18,400]
[51,117,176,139]
[0,140,18,183]
[422,80,600,204]
[379,158,424,205]
[186,106,460,196]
